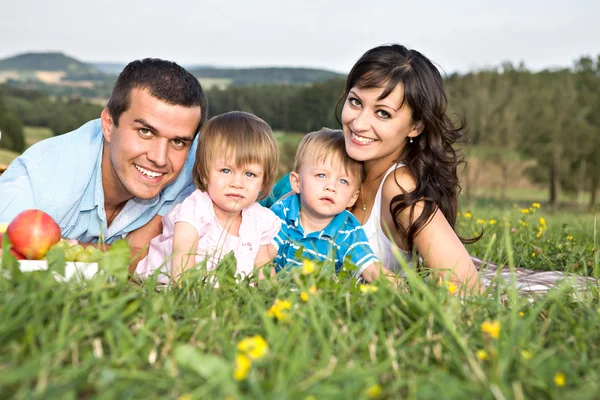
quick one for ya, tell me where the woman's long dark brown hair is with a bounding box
[337,44,479,250]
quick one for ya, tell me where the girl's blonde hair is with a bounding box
[293,128,363,185]
[193,111,279,201]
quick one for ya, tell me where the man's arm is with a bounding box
[124,214,163,273]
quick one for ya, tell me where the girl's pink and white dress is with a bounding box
[135,190,280,284]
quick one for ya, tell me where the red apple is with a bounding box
[6,209,62,260]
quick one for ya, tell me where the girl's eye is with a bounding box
[339,179,349,185]
[376,110,391,119]
[221,168,231,174]
[348,97,361,107]
[245,172,256,178]
[316,173,326,179]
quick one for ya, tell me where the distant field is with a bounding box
[0,148,18,165]
[196,77,233,90]
[24,126,53,146]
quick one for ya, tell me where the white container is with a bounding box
[18,260,99,281]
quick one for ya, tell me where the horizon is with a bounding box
[0,0,598,75]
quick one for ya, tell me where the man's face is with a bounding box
[101,88,202,202]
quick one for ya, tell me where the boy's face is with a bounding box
[290,155,360,221]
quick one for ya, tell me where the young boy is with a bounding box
[271,128,393,282]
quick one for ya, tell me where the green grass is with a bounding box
[1,207,599,398]
[23,126,53,146]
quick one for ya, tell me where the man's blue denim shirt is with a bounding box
[0,119,196,243]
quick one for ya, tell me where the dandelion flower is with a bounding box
[301,259,315,275]
[359,284,379,294]
[464,212,472,219]
[265,299,292,322]
[519,311,525,317]
[481,320,501,339]
[489,219,497,225]
[554,372,566,387]
[521,350,532,360]
[365,384,382,398]
[476,350,488,360]
[539,217,546,226]
[237,335,268,360]
[233,353,252,381]
[309,285,317,294]
[531,252,536,258]
[521,208,530,214]
[476,219,486,225]
[567,235,573,241]
[300,291,309,302]
[532,202,541,208]
[445,281,457,294]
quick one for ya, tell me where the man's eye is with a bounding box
[316,173,326,179]
[139,128,152,136]
[172,139,186,148]
[221,168,231,174]
[339,179,349,185]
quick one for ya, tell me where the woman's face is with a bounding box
[341,85,421,167]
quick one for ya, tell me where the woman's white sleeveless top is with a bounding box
[361,164,413,273]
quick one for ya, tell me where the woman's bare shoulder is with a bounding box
[381,165,416,201]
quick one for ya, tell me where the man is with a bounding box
[0,58,207,265]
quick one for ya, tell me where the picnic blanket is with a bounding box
[472,256,598,296]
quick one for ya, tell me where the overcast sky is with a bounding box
[1,0,598,74]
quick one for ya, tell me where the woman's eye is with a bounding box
[348,97,361,107]
[339,179,349,185]
[316,173,326,179]
[376,110,391,119]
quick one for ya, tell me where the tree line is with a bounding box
[1,55,598,208]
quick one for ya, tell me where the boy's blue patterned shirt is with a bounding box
[271,193,378,276]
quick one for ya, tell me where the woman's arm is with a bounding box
[171,221,199,284]
[380,169,482,294]
[254,244,277,280]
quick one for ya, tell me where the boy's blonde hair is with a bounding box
[293,128,363,185]
[193,111,279,201]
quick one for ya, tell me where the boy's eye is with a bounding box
[245,172,256,178]
[221,168,231,174]
[339,178,349,185]
[316,173,326,179]
[376,110,391,119]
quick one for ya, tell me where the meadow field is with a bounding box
[1,129,599,399]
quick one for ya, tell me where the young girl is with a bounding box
[135,111,280,285]
[340,44,482,292]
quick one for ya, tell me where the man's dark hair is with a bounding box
[107,58,208,134]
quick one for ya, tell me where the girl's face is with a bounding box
[205,156,264,222]
[341,85,422,168]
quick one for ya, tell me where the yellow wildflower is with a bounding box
[532,202,541,208]
[521,350,532,360]
[233,353,252,381]
[237,335,268,360]
[536,232,542,238]
[531,252,536,258]
[365,384,382,398]
[519,220,527,227]
[265,299,292,322]
[476,219,486,225]
[521,208,530,214]
[300,291,309,302]
[457,212,461,217]
[177,395,192,400]
[463,212,472,219]
[445,281,457,294]
[301,259,315,275]
[309,285,317,294]
[567,235,573,241]
[481,320,501,339]
[519,311,525,317]
[489,219,497,225]
[539,217,546,226]
[359,284,379,294]
[554,371,566,387]
[476,350,488,360]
